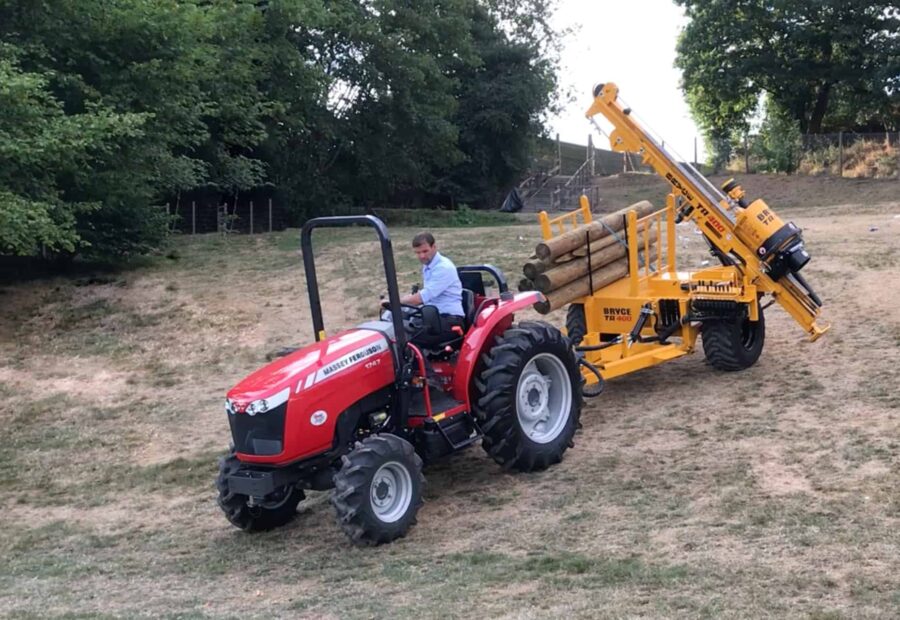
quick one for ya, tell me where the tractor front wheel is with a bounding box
[477,321,583,472]
[216,450,304,532]
[331,434,424,546]
[701,303,766,371]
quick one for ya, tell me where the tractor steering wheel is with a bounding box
[380,300,423,317]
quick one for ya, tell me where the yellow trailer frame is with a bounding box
[540,196,759,381]
[537,83,830,388]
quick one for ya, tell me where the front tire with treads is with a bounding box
[331,434,424,546]
[216,450,305,532]
[476,321,582,472]
[701,303,765,371]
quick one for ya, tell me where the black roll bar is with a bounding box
[300,216,407,353]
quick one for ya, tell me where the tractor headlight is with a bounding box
[246,398,269,416]
[229,387,291,416]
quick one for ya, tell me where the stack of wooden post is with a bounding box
[520,201,659,314]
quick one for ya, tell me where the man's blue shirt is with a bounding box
[420,252,464,317]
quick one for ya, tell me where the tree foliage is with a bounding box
[675,0,900,164]
[0,0,559,260]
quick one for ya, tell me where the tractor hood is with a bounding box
[226,328,392,411]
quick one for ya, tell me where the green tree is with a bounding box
[0,0,273,257]
[439,3,558,207]
[0,49,145,256]
[756,98,803,173]
[675,0,900,160]
[0,0,561,260]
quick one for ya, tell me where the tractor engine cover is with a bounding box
[225,328,395,465]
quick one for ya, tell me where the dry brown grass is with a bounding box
[1,191,899,618]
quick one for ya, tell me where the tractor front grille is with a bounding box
[228,402,287,456]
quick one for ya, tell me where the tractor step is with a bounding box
[427,413,482,453]
[409,385,463,417]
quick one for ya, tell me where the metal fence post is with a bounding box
[250,201,254,235]
[191,201,196,234]
[694,137,698,167]
[268,198,273,232]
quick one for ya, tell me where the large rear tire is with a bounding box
[331,434,424,546]
[216,450,304,532]
[476,321,582,472]
[701,304,765,371]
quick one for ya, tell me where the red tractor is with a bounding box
[216,216,584,545]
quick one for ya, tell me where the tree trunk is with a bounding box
[533,261,628,314]
[808,81,832,135]
[534,201,656,260]
[533,236,657,293]
[523,234,621,279]
[533,246,659,315]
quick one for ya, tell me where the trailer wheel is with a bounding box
[701,304,766,371]
[216,450,304,532]
[566,304,616,346]
[331,434,424,546]
[476,321,582,472]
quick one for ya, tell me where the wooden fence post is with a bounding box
[268,198,273,233]
[838,132,843,177]
[191,201,196,235]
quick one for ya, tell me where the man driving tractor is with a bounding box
[390,232,466,348]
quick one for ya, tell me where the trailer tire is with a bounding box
[701,304,765,371]
[216,450,304,532]
[566,304,617,346]
[476,321,582,472]
[331,434,424,546]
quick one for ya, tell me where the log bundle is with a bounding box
[520,201,659,314]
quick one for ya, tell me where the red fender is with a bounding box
[452,291,543,406]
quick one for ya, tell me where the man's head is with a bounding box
[412,232,438,265]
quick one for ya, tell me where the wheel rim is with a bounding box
[370,461,413,523]
[258,486,295,510]
[515,352,572,444]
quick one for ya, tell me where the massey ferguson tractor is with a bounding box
[216,216,584,545]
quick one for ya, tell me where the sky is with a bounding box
[547,0,705,161]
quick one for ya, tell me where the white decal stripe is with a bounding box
[304,373,315,389]
[314,340,387,385]
[267,387,291,409]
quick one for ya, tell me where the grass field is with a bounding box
[1,188,899,618]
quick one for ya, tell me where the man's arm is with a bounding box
[401,292,423,305]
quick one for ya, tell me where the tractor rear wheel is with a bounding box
[331,434,424,546]
[701,303,766,371]
[216,450,304,532]
[476,321,582,472]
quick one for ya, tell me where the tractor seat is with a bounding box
[461,288,475,330]
[423,291,474,358]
